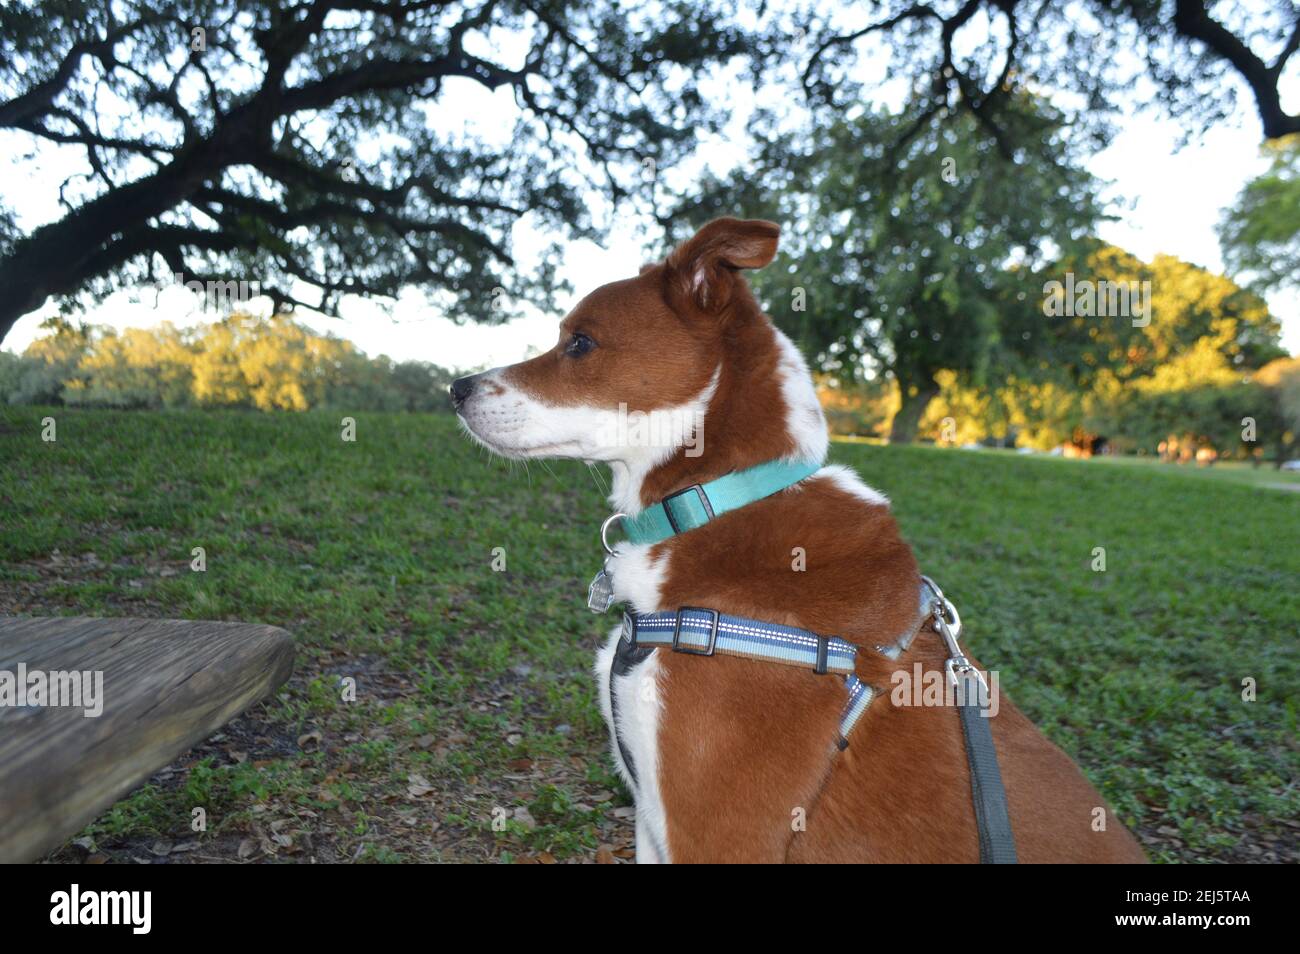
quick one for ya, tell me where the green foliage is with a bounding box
[748,96,1102,374]
[1220,135,1300,293]
[687,89,1286,455]
[903,245,1285,456]
[0,317,91,404]
[1,314,455,412]
[683,91,1106,439]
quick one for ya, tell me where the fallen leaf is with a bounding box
[407,773,436,799]
[512,807,538,830]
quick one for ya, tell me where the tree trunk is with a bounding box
[889,376,940,444]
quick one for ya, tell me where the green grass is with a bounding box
[1062,450,1300,491]
[1,407,1296,863]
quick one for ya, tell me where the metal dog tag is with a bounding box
[587,567,615,614]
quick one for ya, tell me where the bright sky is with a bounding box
[4,25,1297,369]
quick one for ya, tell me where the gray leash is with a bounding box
[956,676,1019,863]
[924,576,1019,864]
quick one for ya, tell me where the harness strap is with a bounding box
[610,580,1019,864]
[623,609,868,745]
[837,675,875,750]
[608,630,651,786]
[627,608,858,673]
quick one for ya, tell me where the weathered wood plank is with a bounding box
[0,617,294,863]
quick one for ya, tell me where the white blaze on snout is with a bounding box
[455,366,608,459]
[457,365,720,514]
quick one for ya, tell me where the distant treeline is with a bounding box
[818,351,1300,464]
[0,314,456,412]
[807,248,1300,463]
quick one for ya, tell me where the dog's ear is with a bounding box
[665,217,780,314]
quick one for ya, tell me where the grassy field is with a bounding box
[1076,452,1300,491]
[1,407,1297,863]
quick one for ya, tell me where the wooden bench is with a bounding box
[0,617,294,862]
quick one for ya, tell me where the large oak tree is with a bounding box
[799,1,1300,150]
[3,2,1294,348]
[0,0,748,343]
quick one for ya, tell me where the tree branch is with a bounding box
[0,14,171,129]
[1172,0,1299,139]
[803,4,943,96]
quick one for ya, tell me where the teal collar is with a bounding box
[619,458,823,545]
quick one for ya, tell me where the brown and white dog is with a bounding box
[452,217,1146,864]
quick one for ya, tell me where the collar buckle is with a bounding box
[671,606,720,656]
[662,484,715,534]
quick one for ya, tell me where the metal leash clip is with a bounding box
[921,576,986,693]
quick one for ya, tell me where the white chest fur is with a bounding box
[592,542,671,863]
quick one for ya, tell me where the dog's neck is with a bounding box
[607,317,829,515]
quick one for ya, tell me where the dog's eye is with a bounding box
[564,333,596,357]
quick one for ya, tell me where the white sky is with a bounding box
[3,27,1297,368]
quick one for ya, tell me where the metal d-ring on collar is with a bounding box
[601,513,626,555]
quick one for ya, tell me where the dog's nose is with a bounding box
[449,375,475,410]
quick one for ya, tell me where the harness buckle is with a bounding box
[671,606,720,656]
[662,484,715,534]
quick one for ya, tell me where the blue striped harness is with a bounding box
[596,459,1018,863]
[618,595,930,750]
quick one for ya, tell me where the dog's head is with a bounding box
[451,217,780,466]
